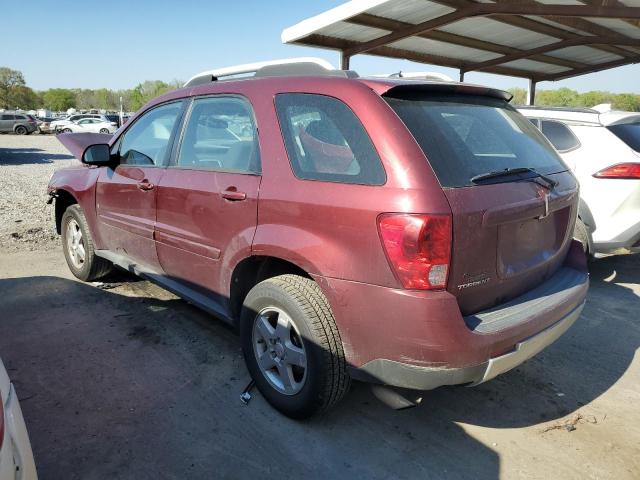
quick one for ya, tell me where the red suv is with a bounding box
[48,60,589,418]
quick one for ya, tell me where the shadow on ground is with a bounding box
[0,254,638,479]
[0,146,73,165]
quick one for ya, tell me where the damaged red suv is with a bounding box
[48,60,589,418]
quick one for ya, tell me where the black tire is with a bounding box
[240,274,350,418]
[14,125,27,135]
[61,204,112,281]
[99,128,110,134]
[63,128,72,134]
[573,218,590,254]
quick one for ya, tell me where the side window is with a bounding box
[119,102,183,166]
[16,115,26,120]
[275,93,386,185]
[176,96,260,173]
[541,120,580,152]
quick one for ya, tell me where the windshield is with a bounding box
[608,121,640,153]
[384,92,568,188]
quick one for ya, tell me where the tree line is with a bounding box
[2,66,640,113]
[508,87,640,111]
[0,67,182,112]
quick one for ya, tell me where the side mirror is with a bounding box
[82,144,111,165]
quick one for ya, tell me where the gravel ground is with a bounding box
[0,134,78,252]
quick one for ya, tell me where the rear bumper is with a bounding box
[355,302,583,390]
[314,240,589,390]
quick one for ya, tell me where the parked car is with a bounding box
[50,114,112,132]
[0,357,37,479]
[519,106,640,256]
[0,113,38,135]
[36,117,58,134]
[48,59,589,418]
[58,118,117,134]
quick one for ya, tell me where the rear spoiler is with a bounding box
[57,132,113,161]
[361,78,512,102]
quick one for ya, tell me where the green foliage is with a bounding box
[0,67,27,109]
[508,86,640,111]
[42,88,76,111]
[129,80,172,111]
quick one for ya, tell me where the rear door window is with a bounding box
[176,96,260,173]
[385,92,567,188]
[608,121,640,152]
[275,93,385,185]
[540,120,580,152]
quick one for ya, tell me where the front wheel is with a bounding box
[61,205,112,281]
[240,275,350,418]
[62,128,72,134]
[99,128,110,134]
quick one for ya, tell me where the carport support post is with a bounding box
[459,70,465,82]
[341,51,351,70]
[527,79,537,105]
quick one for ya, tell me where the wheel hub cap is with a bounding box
[252,307,307,395]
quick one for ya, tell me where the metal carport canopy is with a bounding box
[281,0,640,103]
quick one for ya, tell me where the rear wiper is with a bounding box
[471,167,558,190]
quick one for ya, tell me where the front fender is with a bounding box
[48,167,103,248]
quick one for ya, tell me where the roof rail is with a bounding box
[374,71,454,82]
[184,57,357,87]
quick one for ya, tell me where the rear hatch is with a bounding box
[385,90,579,315]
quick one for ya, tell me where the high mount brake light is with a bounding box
[593,163,640,179]
[378,214,452,290]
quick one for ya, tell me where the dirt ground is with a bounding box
[0,135,639,479]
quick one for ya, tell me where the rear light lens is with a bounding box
[593,163,640,179]
[378,214,452,290]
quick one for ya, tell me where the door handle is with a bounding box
[221,187,247,201]
[137,180,155,191]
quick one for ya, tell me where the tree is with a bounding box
[130,80,172,111]
[8,85,40,110]
[42,88,76,111]
[507,87,527,105]
[0,67,26,109]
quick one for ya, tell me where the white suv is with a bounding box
[519,106,640,257]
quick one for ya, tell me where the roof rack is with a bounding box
[373,71,454,82]
[184,57,358,87]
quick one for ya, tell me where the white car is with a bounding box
[519,106,640,256]
[58,118,117,134]
[0,357,37,480]
[50,114,103,131]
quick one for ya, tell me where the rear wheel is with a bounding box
[573,218,590,254]
[61,205,112,281]
[99,128,109,134]
[240,274,350,418]
[14,125,27,135]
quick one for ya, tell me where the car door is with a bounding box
[155,95,261,300]
[0,114,14,132]
[95,100,185,271]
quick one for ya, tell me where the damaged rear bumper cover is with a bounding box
[353,301,584,391]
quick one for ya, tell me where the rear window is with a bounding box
[608,121,640,153]
[385,93,567,188]
[275,93,386,185]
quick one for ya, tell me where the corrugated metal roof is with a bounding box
[282,0,640,82]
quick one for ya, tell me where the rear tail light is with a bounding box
[378,214,452,290]
[593,163,640,179]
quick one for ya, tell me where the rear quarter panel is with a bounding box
[233,77,451,286]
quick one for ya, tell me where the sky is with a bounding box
[2,0,639,93]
